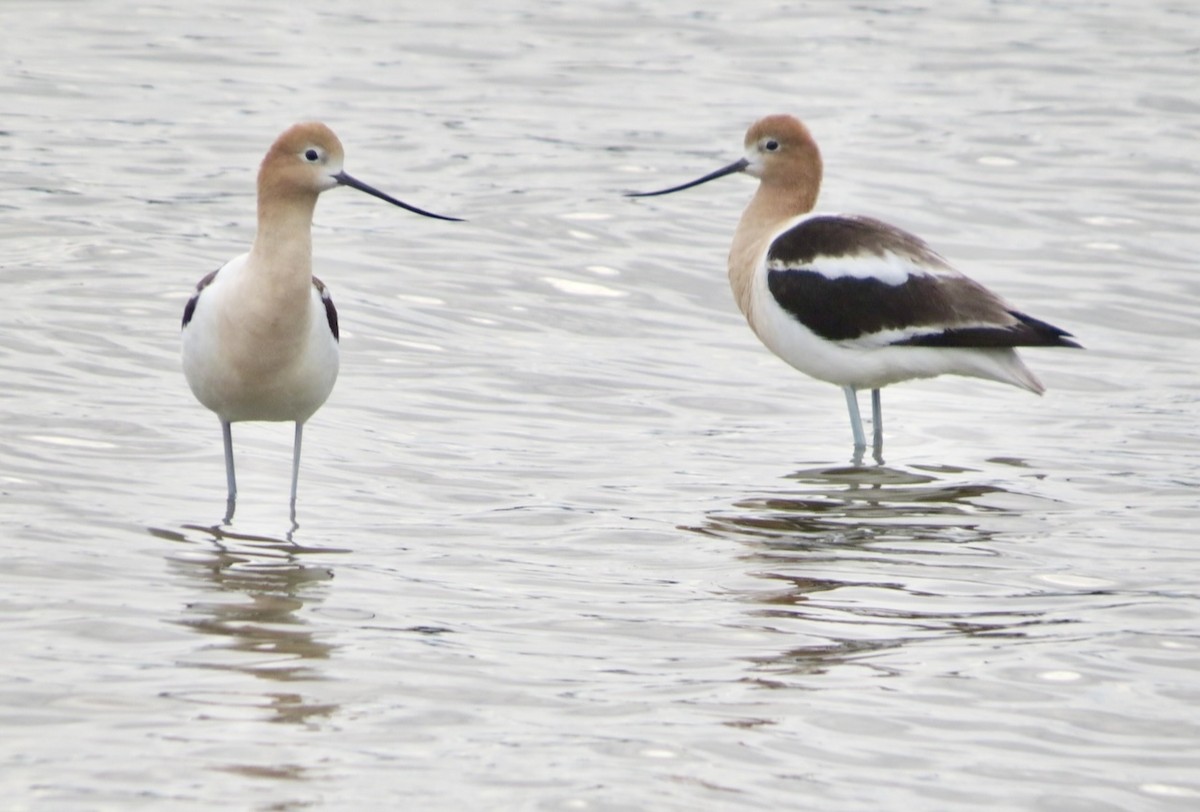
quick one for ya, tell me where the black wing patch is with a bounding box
[766,269,1013,342]
[766,269,1081,348]
[768,214,947,268]
[313,276,339,341]
[896,311,1082,348]
[181,268,219,329]
[766,215,1081,348]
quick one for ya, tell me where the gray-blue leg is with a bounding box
[290,421,304,509]
[221,419,237,522]
[871,388,883,450]
[843,386,867,448]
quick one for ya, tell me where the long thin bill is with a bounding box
[334,171,463,221]
[625,157,750,197]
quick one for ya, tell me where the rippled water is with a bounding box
[3,0,1199,809]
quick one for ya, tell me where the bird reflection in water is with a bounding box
[151,522,348,726]
[691,461,1068,681]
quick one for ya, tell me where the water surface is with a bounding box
[2,1,1198,809]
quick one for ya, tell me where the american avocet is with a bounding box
[182,122,460,518]
[629,114,1080,456]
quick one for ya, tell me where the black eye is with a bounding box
[764,139,780,152]
[304,149,320,161]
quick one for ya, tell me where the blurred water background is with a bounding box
[2,1,1198,809]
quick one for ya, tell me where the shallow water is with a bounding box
[2,0,1199,809]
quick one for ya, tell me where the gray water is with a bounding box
[2,1,1199,809]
